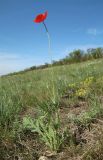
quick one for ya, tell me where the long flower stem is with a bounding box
[43,21,56,103]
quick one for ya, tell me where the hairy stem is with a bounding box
[43,21,56,103]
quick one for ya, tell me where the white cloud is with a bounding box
[0,52,43,76]
[87,28,97,36]
[0,53,20,61]
[87,28,103,36]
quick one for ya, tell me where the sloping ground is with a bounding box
[1,97,103,160]
[0,59,103,160]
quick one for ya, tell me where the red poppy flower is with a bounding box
[34,11,48,23]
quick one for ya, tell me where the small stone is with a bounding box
[45,150,57,157]
[38,156,49,160]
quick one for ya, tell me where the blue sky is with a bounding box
[0,0,103,75]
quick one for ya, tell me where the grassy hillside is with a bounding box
[0,58,103,160]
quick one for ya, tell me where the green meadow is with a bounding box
[1,58,103,160]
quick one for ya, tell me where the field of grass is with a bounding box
[1,58,103,160]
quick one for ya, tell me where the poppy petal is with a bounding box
[34,11,48,23]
